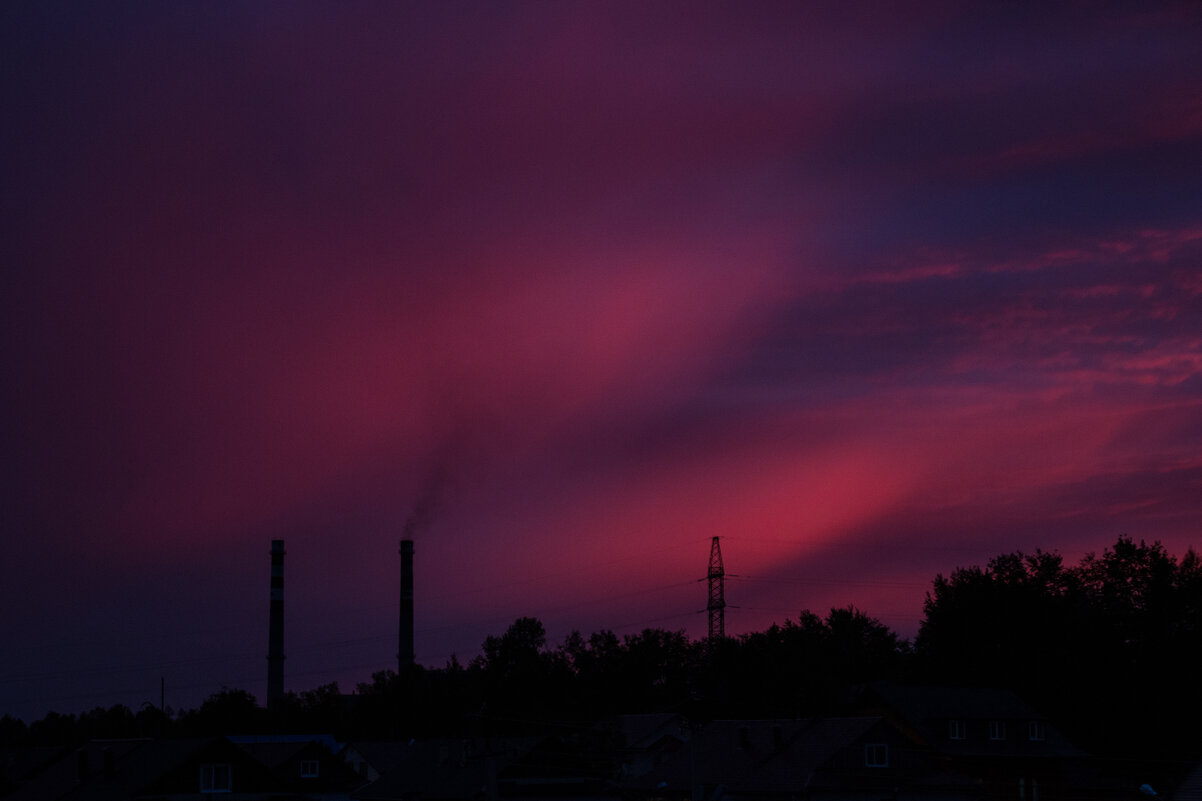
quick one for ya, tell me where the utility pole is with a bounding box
[707,536,725,643]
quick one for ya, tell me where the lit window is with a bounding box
[989,721,1006,740]
[1028,721,1046,741]
[865,744,889,768]
[200,763,232,794]
[949,720,966,740]
[300,759,320,778]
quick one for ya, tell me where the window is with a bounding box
[300,759,320,778]
[864,744,889,768]
[1028,721,1046,741]
[948,720,966,740]
[989,720,1006,740]
[199,763,232,794]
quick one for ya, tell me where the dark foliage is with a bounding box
[916,536,1202,758]
[176,687,263,736]
[0,715,28,748]
[706,606,909,718]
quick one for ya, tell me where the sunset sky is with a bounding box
[3,2,1201,723]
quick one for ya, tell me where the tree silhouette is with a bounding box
[916,536,1202,758]
[478,616,548,681]
[917,549,1084,695]
[474,617,573,726]
[716,606,907,716]
[823,604,909,682]
[178,687,262,735]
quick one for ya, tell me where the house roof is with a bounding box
[234,737,367,793]
[1,743,68,785]
[227,732,344,753]
[235,740,314,769]
[613,713,689,751]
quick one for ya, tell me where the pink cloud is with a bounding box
[88,222,795,552]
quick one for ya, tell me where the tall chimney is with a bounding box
[398,539,415,671]
[267,539,285,708]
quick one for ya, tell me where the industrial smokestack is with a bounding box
[398,539,415,672]
[267,539,285,709]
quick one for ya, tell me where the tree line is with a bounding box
[3,536,1200,761]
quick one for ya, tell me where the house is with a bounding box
[856,683,1132,800]
[350,719,689,801]
[351,736,539,801]
[856,683,1081,759]
[493,724,624,800]
[3,736,285,800]
[234,736,366,797]
[1166,751,1202,801]
[0,743,68,796]
[622,716,978,801]
[611,713,691,780]
[342,741,407,784]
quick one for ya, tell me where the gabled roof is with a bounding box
[235,739,314,769]
[613,713,689,751]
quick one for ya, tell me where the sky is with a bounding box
[2,2,1201,723]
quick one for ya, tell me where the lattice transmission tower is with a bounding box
[707,536,726,642]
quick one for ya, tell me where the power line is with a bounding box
[729,573,930,590]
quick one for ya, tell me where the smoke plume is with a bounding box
[402,469,445,540]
